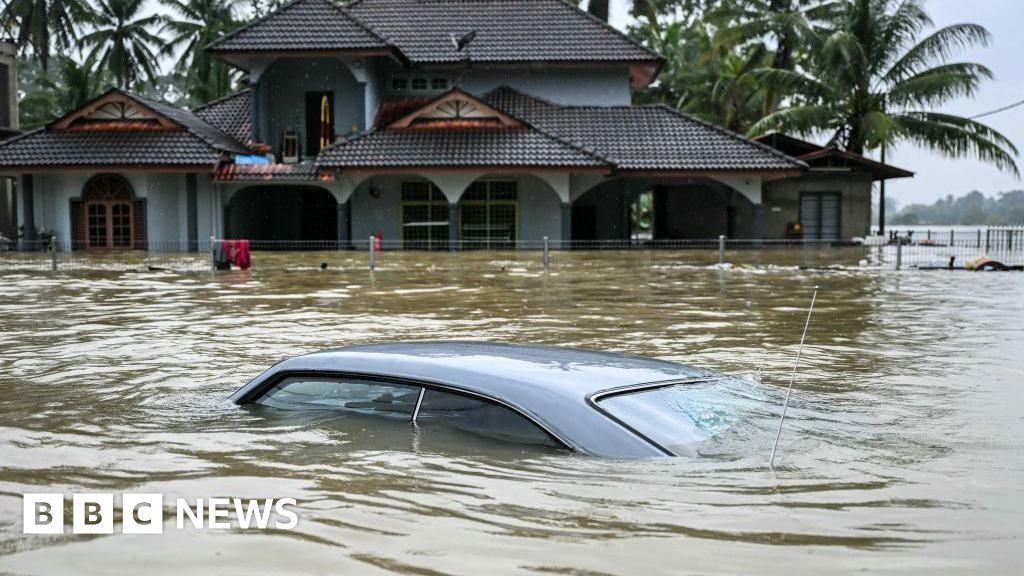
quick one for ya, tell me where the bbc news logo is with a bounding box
[23,494,298,534]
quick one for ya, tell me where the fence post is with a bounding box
[543,236,550,269]
[986,229,991,253]
[368,235,375,271]
[895,240,902,271]
[210,236,216,271]
[950,229,954,246]
[1010,230,1015,251]
[50,236,57,271]
[927,229,931,241]
[718,235,726,264]
[977,229,981,249]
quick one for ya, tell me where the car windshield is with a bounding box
[596,378,764,456]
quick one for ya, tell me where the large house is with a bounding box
[0,0,911,250]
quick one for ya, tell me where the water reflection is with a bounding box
[0,252,1022,573]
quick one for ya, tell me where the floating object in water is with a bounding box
[319,262,328,270]
[965,255,1023,271]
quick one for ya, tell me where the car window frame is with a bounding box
[586,377,725,457]
[241,370,574,451]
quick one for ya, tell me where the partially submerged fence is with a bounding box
[1,234,1022,272]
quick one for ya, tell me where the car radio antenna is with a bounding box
[769,285,818,469]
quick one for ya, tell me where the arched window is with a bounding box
[82,174,134,249]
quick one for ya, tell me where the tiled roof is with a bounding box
[123,92,250,154]
[194,90,252,144]
[486,87,804,172]
[0,129,225,168]
[207,0,392,53]
[317,127,608,168]
[0,88,248,169]
[213,162,321,181]
[348,0,660,64]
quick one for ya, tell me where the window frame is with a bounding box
[459,179,519,249]
[585,377,725,457]
[244,370,572,450]
[400,181,450,250]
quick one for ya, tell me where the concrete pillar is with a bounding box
[560,203,571,248]
[448,203,459,250]
[186,174,198,252]
[336,201,350,249]
[20,174,34,242]
[249,77,260,143]
[752,203,765,240]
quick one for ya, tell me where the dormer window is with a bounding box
[390,76,450,93]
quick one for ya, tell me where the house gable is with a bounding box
[388,90,523,129]
[51,91,181,131]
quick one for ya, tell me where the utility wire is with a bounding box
[969,98,1024,120]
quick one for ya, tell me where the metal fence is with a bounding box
[1,234,1022,272]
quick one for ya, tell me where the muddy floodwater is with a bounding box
[1,251,1022,574]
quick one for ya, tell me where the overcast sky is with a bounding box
[609,0,1024,206]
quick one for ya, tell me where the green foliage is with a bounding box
[631,0,835,133]
[81,0,164,89]
[161,0,242,106]
[889,190,1024,225]
[18,55,110,129]
[747,0,1018,175]
[1,0,94,69]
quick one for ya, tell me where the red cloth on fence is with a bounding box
[222,239,251,270]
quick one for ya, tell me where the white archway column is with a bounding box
[430,172,484,249]
[245,58,273,144]
[337,57,374,131]
[712,175,764,239]
[535,172,572,244]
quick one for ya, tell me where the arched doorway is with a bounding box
[653,180,754,239]
[76,174,142,250]
[225,186,338,248]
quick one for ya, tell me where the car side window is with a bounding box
[258,376,420,416]
[417,388,558,447]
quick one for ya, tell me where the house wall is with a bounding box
[370,61,632,107]
[18,171,215,249]
[349,173,565,244]
[458,66,632,106]
[258,57,364,155]
[762,172,874,239]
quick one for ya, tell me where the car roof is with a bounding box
[289,341,714,393]
[233,341,722,456]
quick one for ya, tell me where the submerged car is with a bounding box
[230,342,755,457]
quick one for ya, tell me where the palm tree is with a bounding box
[1,0,94,69]
[710,0,840,113]
[162,0,240,104]
[750,0,1019,231]
[633,16,771,133]
[81,0,164,89]
[19,55,109,127]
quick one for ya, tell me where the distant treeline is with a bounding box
[889,191,1024,226]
